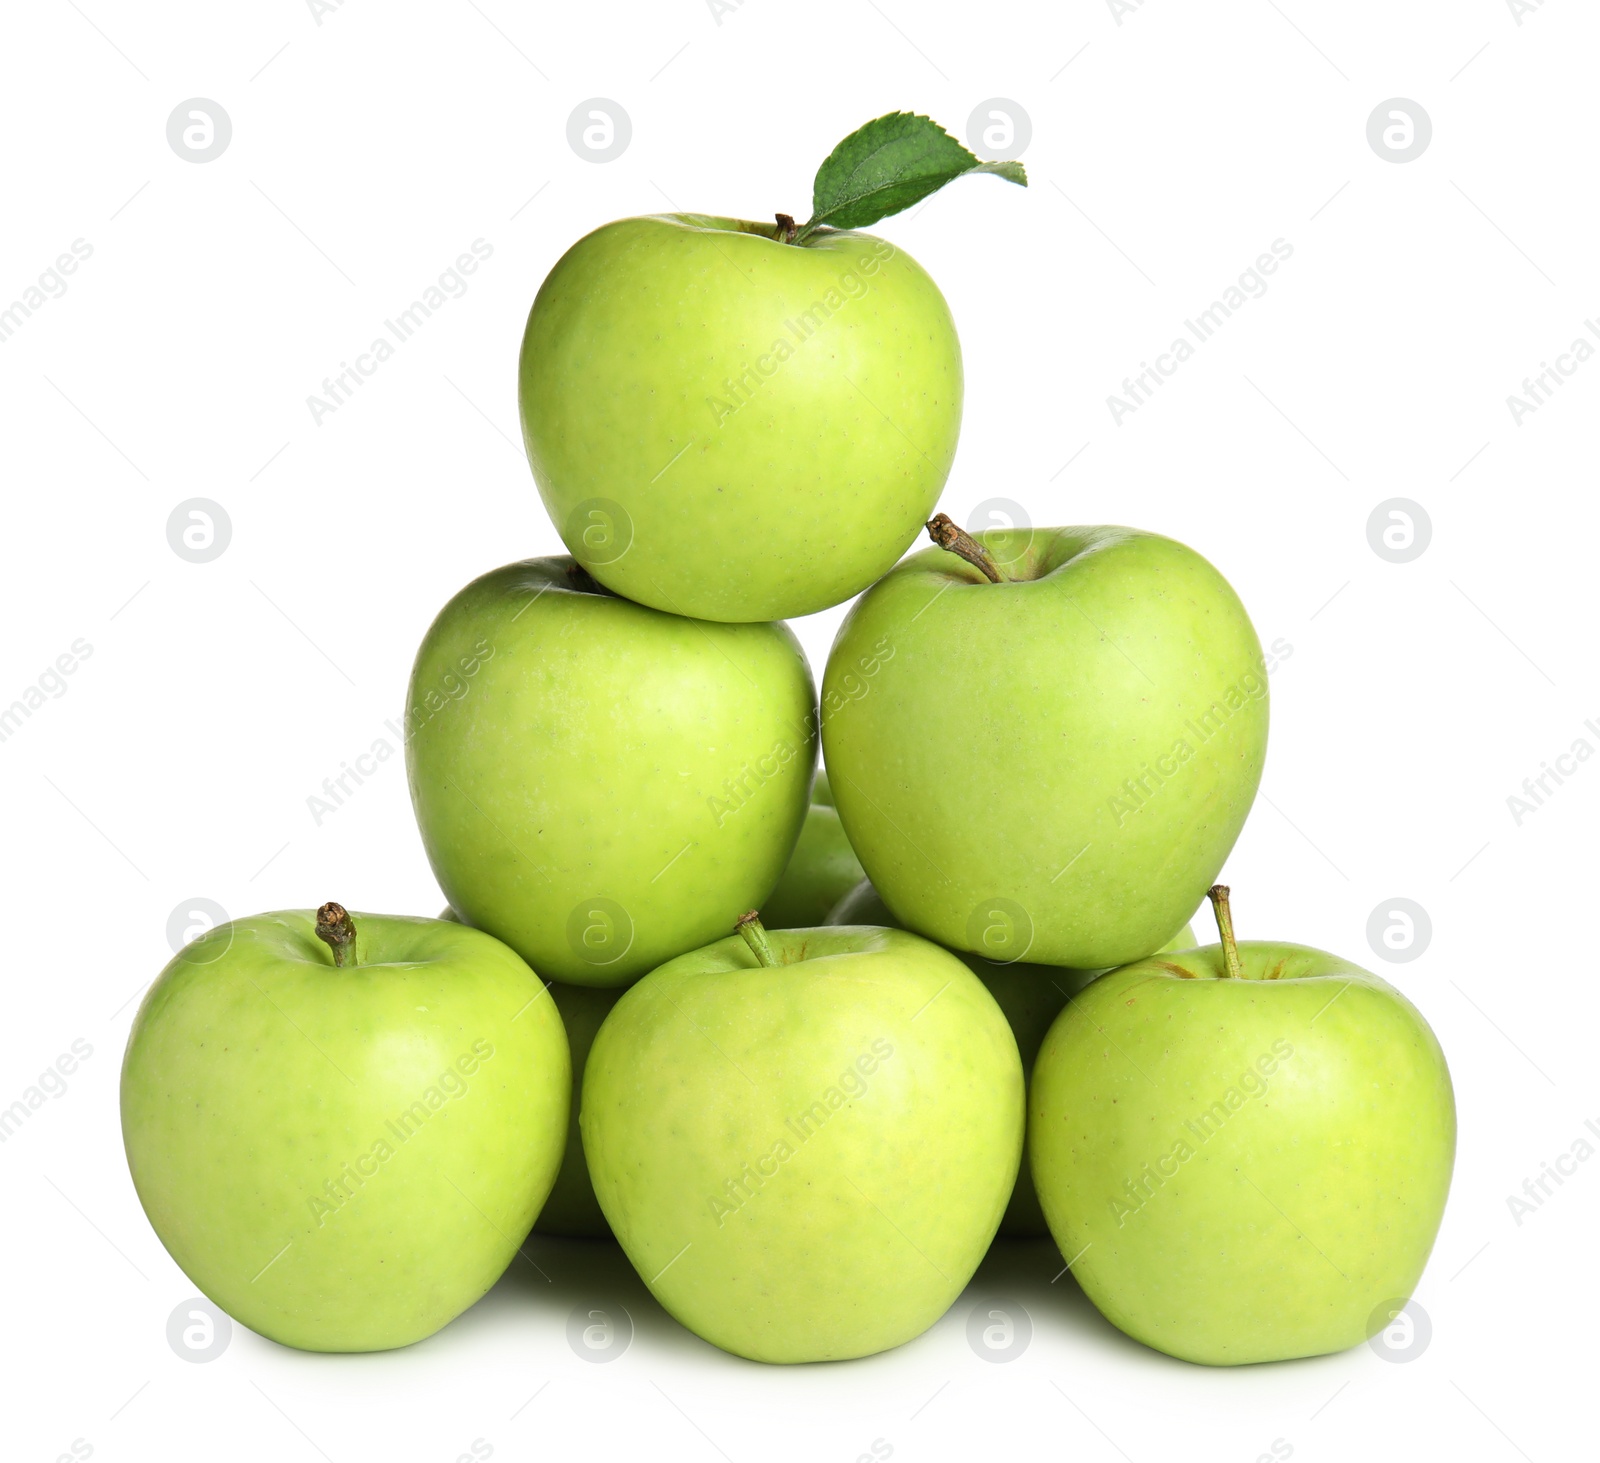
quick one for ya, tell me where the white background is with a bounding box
[1,1,1594,1459]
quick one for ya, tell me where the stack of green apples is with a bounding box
[120,114,1454,1368]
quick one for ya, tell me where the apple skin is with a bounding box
[828,878,1193,1236]
[1029,941,1456,1366]
[406,557,816,985]
[442,906,619,1237]
[534,981,624,1237]
[120,911,569,1353]
[519,215,962,622]
[581,925,1024,1363]
[821,527,1268,969]
[760,773,866,930]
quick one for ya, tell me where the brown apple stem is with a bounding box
[1206,885,1244,980]
[774,213,799,245]
[316,901,358,968]
[736,910,778,967]
[926,513,1003,583]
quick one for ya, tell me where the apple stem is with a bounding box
[1206,885,1244,980]
[316,901,358,968]
[926,514,1003,583]
[774,213,799,245]
[735,910,778,968]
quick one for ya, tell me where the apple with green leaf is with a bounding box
[581,913,1023,1362]
[519,113,1025,622]
[121,904,569,1352]
[1029,886,1455,1365]
[822,516,1269,969]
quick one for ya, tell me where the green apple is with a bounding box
[531,981,624,1237]
[581,914,1024,1362]
[822,517,1268,968]
[442,905,619,1237]
[121,904,569,1352]
[825,876,894,926]
[1030,887,1456,1366]
[406,557,816,985]
[518,112,1026,623]
[760,772,866,930]
[828,878,1194,1236]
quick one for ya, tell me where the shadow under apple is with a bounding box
[472,1232,717,1362]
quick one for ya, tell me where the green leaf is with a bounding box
[798,112,1027,239]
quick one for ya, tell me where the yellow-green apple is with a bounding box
[761,773,866,929]
[518,113,1024,622]
[406,558,815,985]
[530,980,624,1237]
[822,517,1268,968]
[443,905,620,1237]
[829,877,1194,1235]
[121,904,569,1352]
[581,914,1023,1362]
[1030,887,1456,1365]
